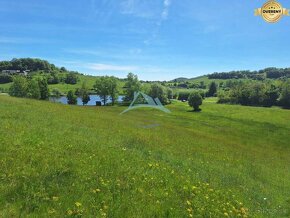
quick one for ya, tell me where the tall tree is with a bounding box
[124,73,141,102]
[107,77,119,105]
[94,76,110,105]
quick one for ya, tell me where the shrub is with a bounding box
[188,92,203,111]
[67,90,77,105]
[65,73,78,85]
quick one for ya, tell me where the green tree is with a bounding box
[38,78,49,100]
[94,76,111,105]
[148,83,169,104]
[124,73,141,102]
[207,81,218,97]
[9,76,28,97]
[67,90,77,105]
[107,77,119,105]
[188,92,203,111]
[27,79,40,99]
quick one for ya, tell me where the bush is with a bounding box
[47,72,60,84]
[188,92,203,111]
[217,91,232,104]
[65,73,78,85]
[67,90,77,105]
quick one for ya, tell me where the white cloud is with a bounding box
[88,63,138,71]
[143,0,172,45]
[161,0,171,20]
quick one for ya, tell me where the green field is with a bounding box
[0,96,289,217]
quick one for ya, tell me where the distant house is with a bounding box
[1,70,30,76]
[2,70,20,74]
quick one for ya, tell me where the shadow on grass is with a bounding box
[187,109,202,113]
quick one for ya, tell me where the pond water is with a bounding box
[50,95,124,106]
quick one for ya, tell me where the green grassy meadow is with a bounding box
[0,96,289,217]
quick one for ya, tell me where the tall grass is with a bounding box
[0,96,289,217]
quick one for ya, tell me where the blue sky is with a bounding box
[0,0,290,80]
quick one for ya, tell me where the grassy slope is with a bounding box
[0,96,289,217]
[49,75,97,94]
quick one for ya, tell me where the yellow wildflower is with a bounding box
[67,210,73,215]
[52,196,59,201]
[75,202,82,207]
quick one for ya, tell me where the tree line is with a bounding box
[208,67,290,80]
[217,80,290,108]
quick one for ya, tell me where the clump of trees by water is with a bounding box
[92,73,173,106]
[94,76,119,105]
